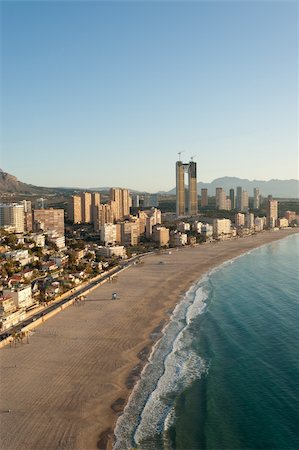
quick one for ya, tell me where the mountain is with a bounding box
[0,169,53,194]
[1,170,298,198]
[168,177,299,198]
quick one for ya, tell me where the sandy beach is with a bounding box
[0,229,297,450]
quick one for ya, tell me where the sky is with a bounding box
[1,0,298,192]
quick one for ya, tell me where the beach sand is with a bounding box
[0,229,297,450]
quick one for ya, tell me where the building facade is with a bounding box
[0,203,25,233]
[33,209,64,236]
[176,160,197,216]
[201,188,208,207]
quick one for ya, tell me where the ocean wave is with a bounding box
[113,279,210,450]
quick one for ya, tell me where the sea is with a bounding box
[113,233,299,450]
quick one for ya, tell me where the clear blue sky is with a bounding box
[1,0,298,191]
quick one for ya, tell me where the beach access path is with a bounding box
[0,229,297,450]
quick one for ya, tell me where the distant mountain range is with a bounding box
[167,177,299,198]
[0,169,298,198]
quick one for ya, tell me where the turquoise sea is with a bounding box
[114,234,299,450]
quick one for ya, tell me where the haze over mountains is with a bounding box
[168,177,299,198]
[0,169,298,198]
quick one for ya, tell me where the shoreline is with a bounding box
[111,230,299,450]
[0,229,298,450]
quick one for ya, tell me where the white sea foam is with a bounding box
[113,278,210,450]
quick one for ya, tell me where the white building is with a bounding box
[254,217,264,232]
[3,285,33,309]
[192,221,203,233]
[277,218,289,228]
[170,230,188,246]
[101,223,117,245]
[201,224,213,239]
[177,222,191,232]
[97,246,127,259]
[213,219,232,239]
[0,296,26,331]
[4,249,29,261]
[245,213,255,229]
[30,233,46,247]
[235,213,245,228]
[47,235,66,250]
[0,203,25,233]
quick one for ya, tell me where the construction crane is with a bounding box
[177,151,184,161]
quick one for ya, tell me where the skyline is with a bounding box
[1,1,298,190]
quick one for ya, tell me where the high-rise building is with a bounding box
[235,213,245,228]
[236,186,242,211]
[216,188,227,210]
[213,218,231,238]
[100,223,117,245]
[94,204,114,231]
[201,188,208,207]
[253,188,260,209]
[110,188,130,221]
[267,200,278,228]
[176,161,185,216]
[176,160,197,216]
[21,200,33,231]
[0,203,25,233]
[69,195,82,224]
[33,209,64,236]
[80,192,92,223]
[246,212,255,229]
[236,187,248,211]
[132,194,140,208]
[152,226,170,246]
[242,191,249,211]
[229,189,235,209]
[91,192,101,223]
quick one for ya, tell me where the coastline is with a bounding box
[0,229,298,450]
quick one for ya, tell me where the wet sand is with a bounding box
[0,229,297,450]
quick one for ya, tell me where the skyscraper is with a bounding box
[176,161,185,216]
[215,187,227,210]
[110,188,130,220]
[0,203,25,233]
[229,188,235,209]
[236,186,242,211]
[267,199,278,228]
[80,192,92,223]
[201,188,208,207]
[188,161,197,215]
[69,195,82,224]
[176,159,197,216]
[91,192,101,223]
[253,188,260,209]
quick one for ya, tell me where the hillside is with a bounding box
[0,169,56,195]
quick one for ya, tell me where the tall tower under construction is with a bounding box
[176,159,198,216]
